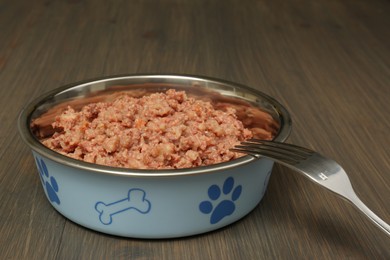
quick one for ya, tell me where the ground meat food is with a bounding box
[40,89,273,169]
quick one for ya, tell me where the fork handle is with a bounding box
[347,191,390,237]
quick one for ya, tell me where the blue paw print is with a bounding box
[35,157,60,205]
[199,177,242,224]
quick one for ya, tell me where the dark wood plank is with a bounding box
[1,0,389,259]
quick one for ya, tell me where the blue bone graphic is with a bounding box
[95,188,151,225]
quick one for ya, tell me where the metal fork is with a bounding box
[232,139,390,236]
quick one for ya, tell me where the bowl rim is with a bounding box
[18,74,292,177]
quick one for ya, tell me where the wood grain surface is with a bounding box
[1,0,389,259]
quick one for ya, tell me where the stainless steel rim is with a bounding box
[18,74,292,177]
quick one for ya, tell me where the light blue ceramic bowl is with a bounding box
[18,74,291,238]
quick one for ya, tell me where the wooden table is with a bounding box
[1,0,389,259]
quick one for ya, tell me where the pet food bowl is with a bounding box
[18,74,291,238]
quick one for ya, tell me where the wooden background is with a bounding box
[1,0,389,259]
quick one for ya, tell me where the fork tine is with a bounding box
[231,146,301,165]
[245,139,314,157]
[239,142,308,161]
[230,148,262,158]
[232,139,315,165]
